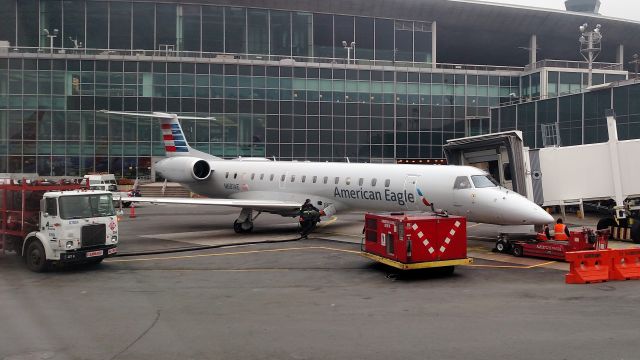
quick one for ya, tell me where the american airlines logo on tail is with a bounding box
[161,121,189,153]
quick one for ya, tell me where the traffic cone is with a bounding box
[129,204,136,218]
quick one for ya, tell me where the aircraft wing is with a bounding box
[115,196,302,213]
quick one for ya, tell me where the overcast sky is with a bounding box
[474,0,640,21]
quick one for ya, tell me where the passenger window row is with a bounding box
[224,171,391,187]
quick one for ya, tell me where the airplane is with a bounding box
[100,110,554,233]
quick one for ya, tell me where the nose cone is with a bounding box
[504,193,554,225]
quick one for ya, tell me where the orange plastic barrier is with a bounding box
[609,249,640,281]
[565,250,611,284]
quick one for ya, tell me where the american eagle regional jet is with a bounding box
[103,111,553,233]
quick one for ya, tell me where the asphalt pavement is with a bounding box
[1,204,639,360]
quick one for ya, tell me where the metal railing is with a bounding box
[0,45,524,73]
[525,59,624,72]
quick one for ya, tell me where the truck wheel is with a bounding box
[631,222,640,244]
[495,239,510,253]
[25,240,49,272]
[512,245,524,257]
[439,266,455,276]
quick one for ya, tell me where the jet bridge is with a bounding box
[443,131,533,200]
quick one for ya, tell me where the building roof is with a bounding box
[167,0,640,66]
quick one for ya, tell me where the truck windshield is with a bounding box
[59,194,115,219]
[471,175,500,188]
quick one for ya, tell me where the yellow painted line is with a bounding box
[106,246,358,263]
[525,261,557,269]
[466,260,557,269]
[467,223,483,228]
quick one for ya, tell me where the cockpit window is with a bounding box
[453,176,472,190]
[471,175,499,188]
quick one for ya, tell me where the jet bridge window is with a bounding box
[454,176,472,190]
[471,175,499,188]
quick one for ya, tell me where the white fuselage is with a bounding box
[168,159,552,226]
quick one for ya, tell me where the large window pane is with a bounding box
[133,2,155,50]
[202,6,223,52]
[0,0,16,45]
[18,0,39,46]
[86,1,108,48]
[395,20,413,62]
[63,0,84,48]
[414,22,432,63]
[156,3,177,50]
[313,13,333,58]
[334,15,354,62]
[270,10,291,56]
[40,0,63,48]
[180,5,201,52]
[110,2,131,49]
[292,12,312,57]
[355,17,374,60]
[248,9,269,55]
[375,18,394,61]
[225,7,246,54]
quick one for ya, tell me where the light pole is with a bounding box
[630,54,640,79]
[579,23,602,88]
[43,28,59,53]
[342,41,356,64]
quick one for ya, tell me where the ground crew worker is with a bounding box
[299,199,320,239]
[552,218,570,241]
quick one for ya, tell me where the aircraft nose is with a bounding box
[504,193,554,225]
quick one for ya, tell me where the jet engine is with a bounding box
[155,156,211,182]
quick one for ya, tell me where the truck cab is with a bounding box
[23,190,119,271]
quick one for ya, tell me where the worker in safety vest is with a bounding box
[299,199,320,239]
[546,218,570,241]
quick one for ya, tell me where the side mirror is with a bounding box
[40,199,46,213]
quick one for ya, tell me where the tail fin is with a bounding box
[159,115,218,159]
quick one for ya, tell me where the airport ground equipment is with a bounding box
[0,178,119,272]
[445,110,640,243]
[566,247,640,284]
[361,212,472,273]
[500,228,609,261]
[83,173,140,208]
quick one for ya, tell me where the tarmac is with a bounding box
[1,204,639,360]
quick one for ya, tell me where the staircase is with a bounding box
[139,183,192,198]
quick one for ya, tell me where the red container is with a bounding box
[362,212,471,269]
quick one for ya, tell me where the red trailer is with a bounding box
[361,212,472,272]
[508,229,609,261]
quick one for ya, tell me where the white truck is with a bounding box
[444,110,640,243]
[83,174,137,207]
[0,179,119,272]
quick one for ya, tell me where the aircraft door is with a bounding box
[452,175,474,217]
[403,175,421,211]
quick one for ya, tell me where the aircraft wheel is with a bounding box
[241,222,254,233]
[631,221,640,244]
[233,220,243,234]
[512,245,523,257]
[495,239,510,253]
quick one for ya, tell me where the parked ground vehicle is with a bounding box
[1,178,119,272]
[83,173,139,207]
[445,110,640,243]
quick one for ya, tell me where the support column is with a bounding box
[431,21,437,69]
[616,44,624,65]
[529,34,537,65]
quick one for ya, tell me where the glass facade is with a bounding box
[489,82,640,149]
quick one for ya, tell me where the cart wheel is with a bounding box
[631,222,640,244]
[25,240,49,272]
[496,239,510,253]
[512,245,523,257]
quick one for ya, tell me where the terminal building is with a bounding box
[0,0,639,178]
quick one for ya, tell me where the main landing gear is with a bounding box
[233,208,260,234]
